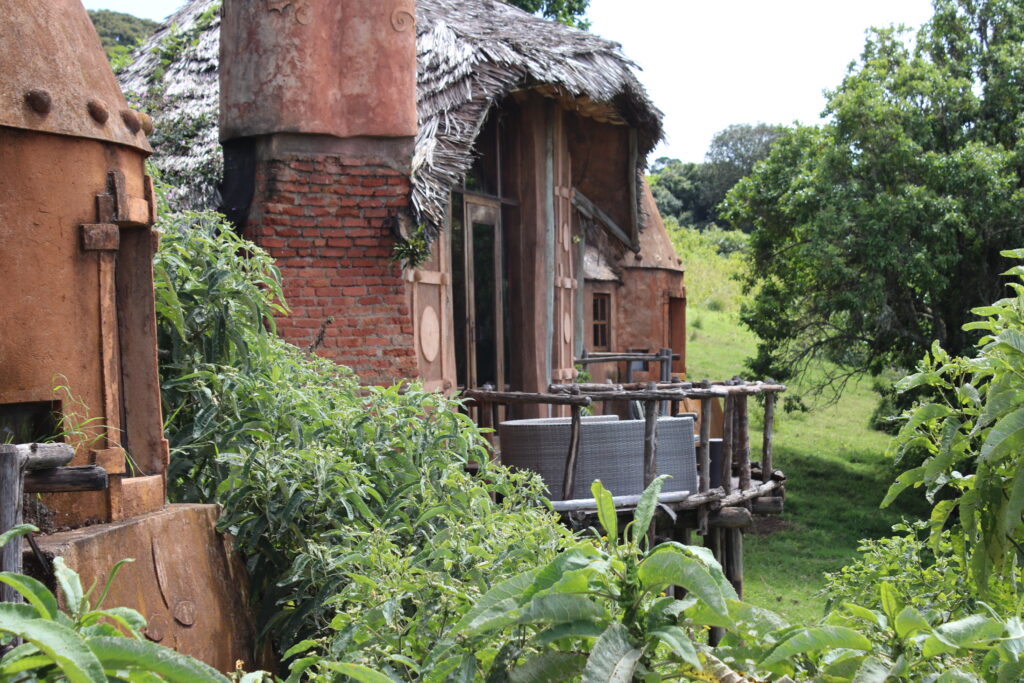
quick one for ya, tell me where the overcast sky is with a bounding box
[84,0,936,162]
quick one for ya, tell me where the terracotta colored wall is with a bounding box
[0,129,166,526]
[220,0,417,142]
[246,152,418,385]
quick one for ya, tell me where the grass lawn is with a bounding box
[686,306,930,625]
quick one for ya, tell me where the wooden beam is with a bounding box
[762,392,776,478]
[24,466,108,494]
[571,190,637,252]
[561,403,583,500]
[11,443,74,470]
[461,389,591,407]
[0,445,25,603]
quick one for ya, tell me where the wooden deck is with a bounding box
[463,377,787,624]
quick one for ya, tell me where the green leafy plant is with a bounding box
[883,249,1024,596]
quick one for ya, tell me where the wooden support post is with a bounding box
[643,390,659,546]
[698,392,711,536]
[721,394,734,494]
[562,401,583,501]
[738,394,751,492]
[762,392,776,479]
[725,527,744,599]
[0,445,25,603]
[659,348,672,415]
[642,397,659,488]
[705,527,724,645]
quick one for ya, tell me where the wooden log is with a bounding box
[721,394,734,494]
[461,389,591,406]
[573,354,662,364]
[550,489,692,513]
[725,528,744,599]
[752,497,784,515]
[0,445,25,603]
[698,394,712,535]
[13,443,75,471]
[561,403,583,501]
[670,479,783,510]
[549,383,627,393]
[762,392,776,478]
[738,395,751,491]
[642,398,659,488]
[710,506,753,529]
[706,527,725,646]
[24,466,108,494]
[643,393,659,547]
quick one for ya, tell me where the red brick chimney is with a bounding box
[220,0,419,384]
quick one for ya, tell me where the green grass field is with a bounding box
[686,306,930,625]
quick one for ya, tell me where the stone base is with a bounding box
[27,504,263,673]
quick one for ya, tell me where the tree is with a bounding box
[648,157,707,225]
[505,0,590,28]
[702,123,785,230]
[87,9,158,60]
[648,125,782,230]
[724,0,1024,393]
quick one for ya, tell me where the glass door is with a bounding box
[451,194,507,391]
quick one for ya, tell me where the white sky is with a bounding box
[85,0,936,162]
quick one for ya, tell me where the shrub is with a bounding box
[152,207,570,668]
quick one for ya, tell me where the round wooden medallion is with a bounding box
[563,312,572,343]
[420,305,441,362]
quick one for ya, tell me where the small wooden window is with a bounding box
[592,293,611,350]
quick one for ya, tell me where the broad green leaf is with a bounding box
[592,480,617,541]
[322,661,394,683]
[281,639,319,659]
[638,546,732,617]
[894,606,930,639]
[934,671,982,682]
[879,582,901,622]
[980,406,1024,462]
[582,623,643,683]
[54,558,85,620]
[453,568,538,634]
[509,652,586,683]
[630,475,668,546]
[881,466,925,507]
[843,603,885,629]
[535,620,606,645]
[0,604,105,683]
[0,524,36,549]
[0,572,58,619]
[88,637,230,682]
[760,626,871,668]
[851,656,891,682]
[519,594,604,625]
[897,403,952,439]
[649,626,700,668]
[922,615,1004,658]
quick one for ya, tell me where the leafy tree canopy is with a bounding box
[87,9,158,60]
[506,0,590,29]
[649,123,783,230]
[723,0,1024,393]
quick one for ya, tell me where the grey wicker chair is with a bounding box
[499,415,697,501]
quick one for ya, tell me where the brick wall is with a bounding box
[247,154,419,385]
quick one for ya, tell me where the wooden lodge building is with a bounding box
[120,0,688,397]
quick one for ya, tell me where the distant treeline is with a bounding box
[648,123,784,232]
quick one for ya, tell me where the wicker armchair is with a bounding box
[498,415,697,501]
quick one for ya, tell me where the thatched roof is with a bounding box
[120,0,664,233]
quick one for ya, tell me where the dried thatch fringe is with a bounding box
[119,0,664,236]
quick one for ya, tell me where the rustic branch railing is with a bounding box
[0,443,109,602]
[461,378,786,604]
